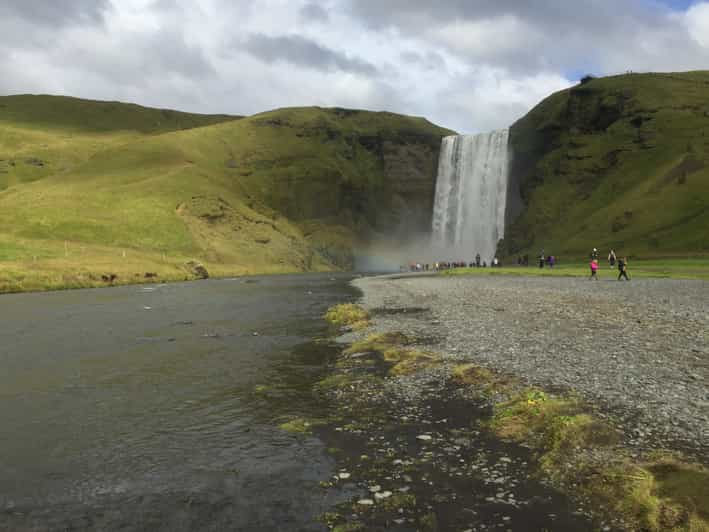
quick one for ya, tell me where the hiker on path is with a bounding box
[608,249,617,269]
[539,250,545,269]
[590,258,599,280]
[618,257,630,281]
[591,248,599,260]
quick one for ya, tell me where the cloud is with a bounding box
[241,33,378,76]
[685,2,709,47]
[0,0,109,26]
[1,0,708,134]
[299,2,329,23]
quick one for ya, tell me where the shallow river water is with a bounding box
[1,274,597,532]
[0,274,357,531]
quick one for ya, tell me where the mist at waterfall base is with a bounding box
[355,130,511,272]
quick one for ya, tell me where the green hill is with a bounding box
[0,95,452,292]
[502,71,709,259]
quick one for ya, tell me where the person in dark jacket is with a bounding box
[617,257,630,281]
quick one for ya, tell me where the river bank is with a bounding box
[313,274,708,531]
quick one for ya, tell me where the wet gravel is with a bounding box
[353,274,709,462]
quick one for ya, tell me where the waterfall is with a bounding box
[431,130,510,263]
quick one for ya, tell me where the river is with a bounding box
[0,274,356,531]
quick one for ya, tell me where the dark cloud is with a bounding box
[299,2,330,22]
[344,0,705,76]
[345,0,651,32]
[242,34,378,76]
[0,0,109,26]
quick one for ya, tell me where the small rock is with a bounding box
[357,499,374,505]
[338,472,351,480]
[416,434,432,441]
[374,491,392,500]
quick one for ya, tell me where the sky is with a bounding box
[1,0,709,133]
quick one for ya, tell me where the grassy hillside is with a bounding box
[502,72,709,260]
[0,95,452,292]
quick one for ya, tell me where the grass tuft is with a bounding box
[324,303,370,330]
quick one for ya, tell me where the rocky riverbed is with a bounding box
[352,274,709,462]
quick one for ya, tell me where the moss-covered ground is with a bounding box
[309,305,709,531]
[451,363,709,532]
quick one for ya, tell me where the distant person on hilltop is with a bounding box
[618,257,630,281]
[608,249,617,269]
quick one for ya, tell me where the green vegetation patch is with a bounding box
[488,386,707,531]
[278,416,327,434]
[343,332,410,356]
[324,303,371,331]
[586,457,709,532]
[343,332,439,376]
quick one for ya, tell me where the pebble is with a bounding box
[357,499,374,506]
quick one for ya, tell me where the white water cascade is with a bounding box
[431,130,510,263]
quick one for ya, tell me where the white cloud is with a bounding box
[1,0,708,133]
[685,2,709,48]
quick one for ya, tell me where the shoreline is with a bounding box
[2,256,708,295]
[311,274,708,530]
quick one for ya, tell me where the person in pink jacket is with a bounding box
[590,258,599,280]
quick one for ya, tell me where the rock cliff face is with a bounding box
[228,107,454,266]
[502,72,709,258]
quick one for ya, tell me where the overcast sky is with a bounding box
[2,0,709,133]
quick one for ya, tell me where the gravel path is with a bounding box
[353,274,709,460]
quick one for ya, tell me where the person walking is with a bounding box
[618,257,630,281]
[590,258,599,280]
[608,249,617,269]
[539,249,545,269]
[591,248,599,260]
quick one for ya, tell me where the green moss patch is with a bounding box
[324,304,371,331]
[278,417,326,434]
[585,458,709,531]
[342,332,439,376]
[487,385,707,531]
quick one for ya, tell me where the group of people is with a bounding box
[534,251,558,269]
[589,248,630,281]
[403,247,630,281]
[404,253,503,272]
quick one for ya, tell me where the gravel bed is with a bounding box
[353,274,709,461]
